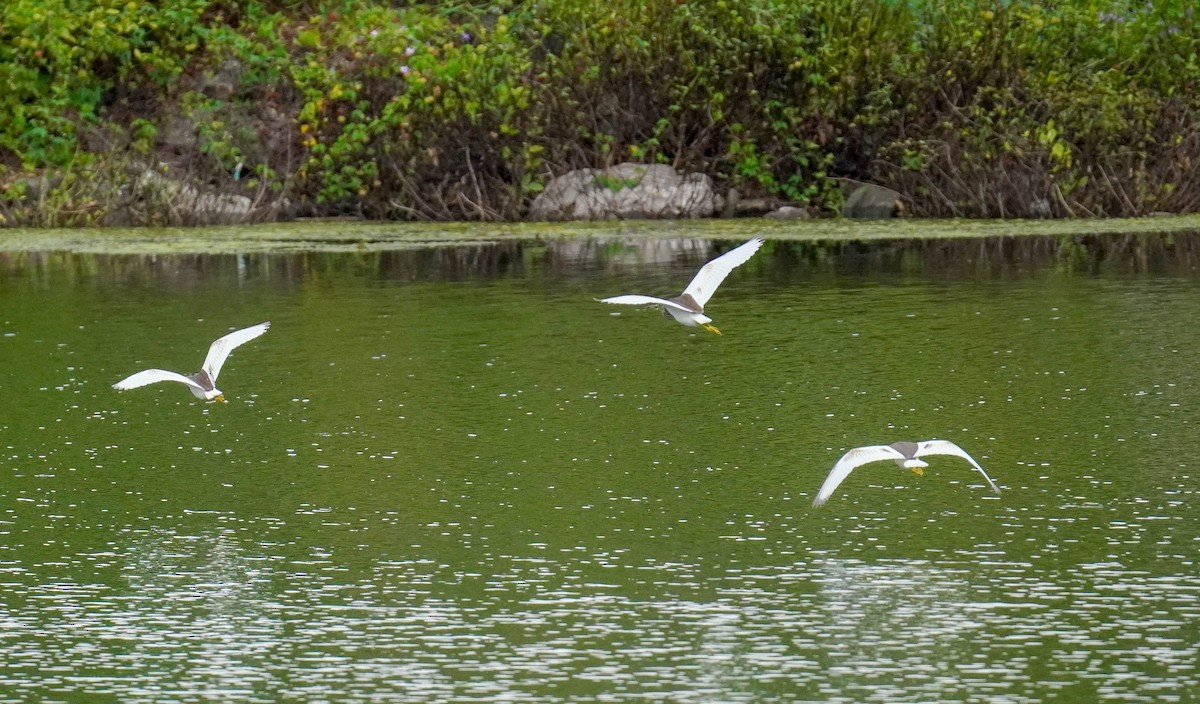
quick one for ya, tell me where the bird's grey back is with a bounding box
[670,293,704,313]
[889,441,919,458]
[188,370,215,391]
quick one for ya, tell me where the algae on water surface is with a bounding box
[4,216,1200,255]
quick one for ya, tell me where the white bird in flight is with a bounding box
[812,440,1001,507]
[599,237,764,335]
[112,322,270,403]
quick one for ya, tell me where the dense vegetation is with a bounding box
[1,0,1197,226]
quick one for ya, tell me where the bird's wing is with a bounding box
[916,440,1001,494]
[202,321,270,383]
[681,238,764,308]
[812,444,907,507]
[112,369,205,393]
[598,295,696,314]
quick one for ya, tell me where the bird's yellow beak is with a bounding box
[910,466,924,476]
[214,394,227,403]
[701,323,722,336]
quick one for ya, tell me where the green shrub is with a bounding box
[1,0,1198,222]
[0,0,209,168]
[871,0,1200,216]
[266,5,542,217]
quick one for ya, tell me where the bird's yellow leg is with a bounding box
[910,467,924,476]
[215,394,227,403]
[701,323,722,335]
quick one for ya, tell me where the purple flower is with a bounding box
[461,32,472,42]
[400,65,411,75]
[405,46,416,56]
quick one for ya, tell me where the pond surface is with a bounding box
[2,223,1200,702]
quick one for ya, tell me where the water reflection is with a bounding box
[6,230,1200,291]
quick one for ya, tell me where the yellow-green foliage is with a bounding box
[277,5,539,213]
[1,0,1198,221]
[0,0,209,166]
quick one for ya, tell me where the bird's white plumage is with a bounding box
[599,294,696,314]
[200,321,271,384]
[916,440,1001,493]
[682,237,764,308]
[112,368,207,394]
[812,439,1001,507]
[812,445,907,507]
[112,321,270,401]
[598,238,764,332]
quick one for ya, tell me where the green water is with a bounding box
[2,230,1199,702]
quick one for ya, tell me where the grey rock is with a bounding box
[842,181,902,219]
[529,163,724,220]
[731,197,773,217]
[137,169,253,225]
[764,205,810,220]
[722,188,741,218]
